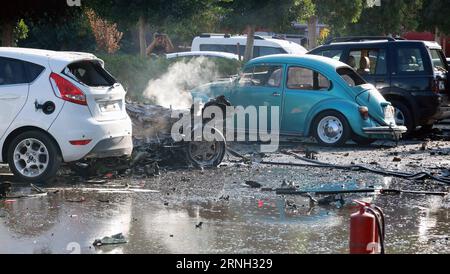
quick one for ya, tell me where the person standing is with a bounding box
[146,32,175,57]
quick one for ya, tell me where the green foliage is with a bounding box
[346,0,423,36]
[219,0,295,32]
[166,4,228,46]
[419,0,450,35]
[14,19,29,40]
[99,55,242,102]
[0,0,80,24]
[314,0,365,35]
[18,12,96,51]
[86,0,211,28]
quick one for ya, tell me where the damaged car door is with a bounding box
[230,64,284,133]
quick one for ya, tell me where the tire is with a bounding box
[312,111,351,147]
[7,130,62,183]
[352,135,375,146]
[186,127,226,167]
[390,100,414,134]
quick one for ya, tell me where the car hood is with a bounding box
[354,84,391,122]
[191,80,234,103]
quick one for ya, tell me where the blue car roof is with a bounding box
[246,54,348,74]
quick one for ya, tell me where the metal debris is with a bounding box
[93,233,127,246]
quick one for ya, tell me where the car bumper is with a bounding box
[48,103,133,162]
[363,125,408,139]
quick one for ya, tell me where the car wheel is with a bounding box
[7,131,62,183]
[390,101,414,134]
[352,135,375,146]
[186,128,226,167]
[312,111,351,147]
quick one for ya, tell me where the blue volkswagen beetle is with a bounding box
[191,54,407,146]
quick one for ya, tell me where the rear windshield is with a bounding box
[430,49,448,72]
[337,67,367,87]
[65,61,116,87]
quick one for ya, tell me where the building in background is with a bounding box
[403,32,449,56]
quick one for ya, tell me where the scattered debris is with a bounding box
[317,195,345,207]
[66,197,86,203]
[276,187,448,197]
[285,199,298,210]
[0,182,12,198]
[305,149,318,160]
[93,233,127,246]
[218,195,230,201]
[244,181,263,188]
[30,184,46,194]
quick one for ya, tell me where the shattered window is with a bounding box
[66,61,116,87]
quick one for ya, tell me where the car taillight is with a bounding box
[50,73,87,106]
[432,79,440,94]
[358,106,369,120]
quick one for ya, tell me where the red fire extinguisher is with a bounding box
[350,200,385,254]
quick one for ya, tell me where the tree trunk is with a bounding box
[1,21,15,47]
[138,16,147,57]
[307,16,318,50]
[244,25,255,62]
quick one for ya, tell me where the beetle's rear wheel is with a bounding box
[312,111,351,147]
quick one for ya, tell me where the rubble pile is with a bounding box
[126,103,177,145]
[69,103,195,179]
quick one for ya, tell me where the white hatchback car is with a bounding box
[0,48,133,183]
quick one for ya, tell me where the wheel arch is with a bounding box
[2,126,62,163]
[382,92,418,126]
[305,100,363,137]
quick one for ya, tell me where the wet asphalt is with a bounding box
[1,141,450,254]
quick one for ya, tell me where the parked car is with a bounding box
[0,48,133,183]
[191,34,307,60]
[308,37,450,133]
[447,58,450,66]
[166,51,240,60]
[191,54,407,146]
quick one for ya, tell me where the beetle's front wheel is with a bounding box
[312,111,351,147]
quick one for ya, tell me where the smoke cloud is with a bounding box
[143,57,219,109]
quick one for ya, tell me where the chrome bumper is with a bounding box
[363,126,408,139]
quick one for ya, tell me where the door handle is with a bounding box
[272,92,281,97]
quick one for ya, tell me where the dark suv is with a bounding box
[308,37,449,133]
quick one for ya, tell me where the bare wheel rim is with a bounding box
[317,116,344,144]
[13,138,49,178]
[188,141,223,167]
[394,107,406,126]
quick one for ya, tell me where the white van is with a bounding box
[191,34,307,59]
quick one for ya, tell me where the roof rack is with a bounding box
[325,36,397,44]
[199,33,231,38]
